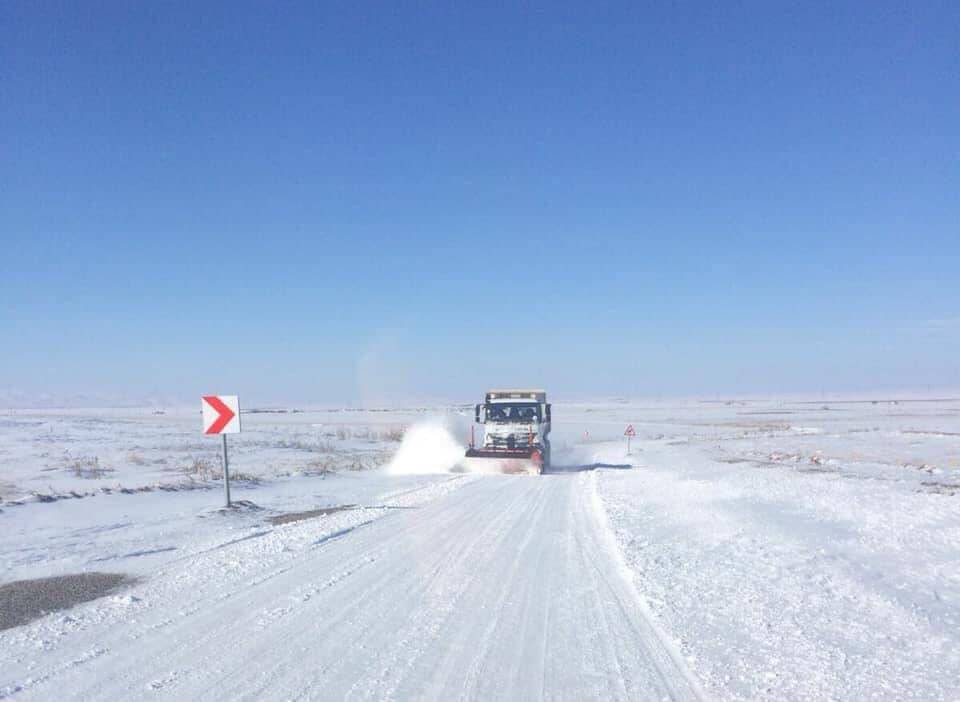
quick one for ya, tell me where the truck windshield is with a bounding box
[486,403,541,423]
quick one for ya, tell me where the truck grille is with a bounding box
[486,434,536,449]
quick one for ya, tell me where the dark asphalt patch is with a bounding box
[268,504,358,525]
[544,463,633,474]
[0,572,135,631]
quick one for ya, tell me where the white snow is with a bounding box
[584,400,960,700]
[385,419,466,475]
[0,399,958,699]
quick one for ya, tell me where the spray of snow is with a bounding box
[385,419,467,475]
[386,415,542,475]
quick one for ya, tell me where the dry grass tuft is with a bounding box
[381,427,405,442]
[66,455,112,479]
[181,457,222,481]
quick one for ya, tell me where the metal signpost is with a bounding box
[202,395,241,507]
[624,424,636,454]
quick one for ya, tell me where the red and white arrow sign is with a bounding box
[202,395,240,435]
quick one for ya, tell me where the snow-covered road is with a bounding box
[1,472,702,700]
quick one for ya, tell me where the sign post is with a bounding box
[202,395,241,507]
[222,433,230,506]
[624,424,636,454]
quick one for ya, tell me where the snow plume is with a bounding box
[386,417,468,475]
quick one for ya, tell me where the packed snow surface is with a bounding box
[1,399,958,699]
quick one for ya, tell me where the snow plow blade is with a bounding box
[461,448,544,475]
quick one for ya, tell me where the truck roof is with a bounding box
[486,389,547,403]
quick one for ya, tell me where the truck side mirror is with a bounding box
[475,404,481,423]
[545,404,552,422]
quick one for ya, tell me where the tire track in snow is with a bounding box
[2,473,705,700]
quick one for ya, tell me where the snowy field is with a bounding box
[582,400,960,699]
[0,407,442,505]
[1,399,958,699]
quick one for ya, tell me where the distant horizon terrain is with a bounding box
[3,390,960,412]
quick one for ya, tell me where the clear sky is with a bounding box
[2,2,958,407]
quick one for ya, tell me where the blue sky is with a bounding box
[2,1,958,406]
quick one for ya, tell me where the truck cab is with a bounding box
[467,389,551,473]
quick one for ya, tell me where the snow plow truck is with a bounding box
[464,389,551,475]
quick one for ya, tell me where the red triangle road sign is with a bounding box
[624,424,636,437]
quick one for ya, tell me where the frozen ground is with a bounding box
[0,399,958,699]
[581,400,960,700]
[0,407,443,505]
